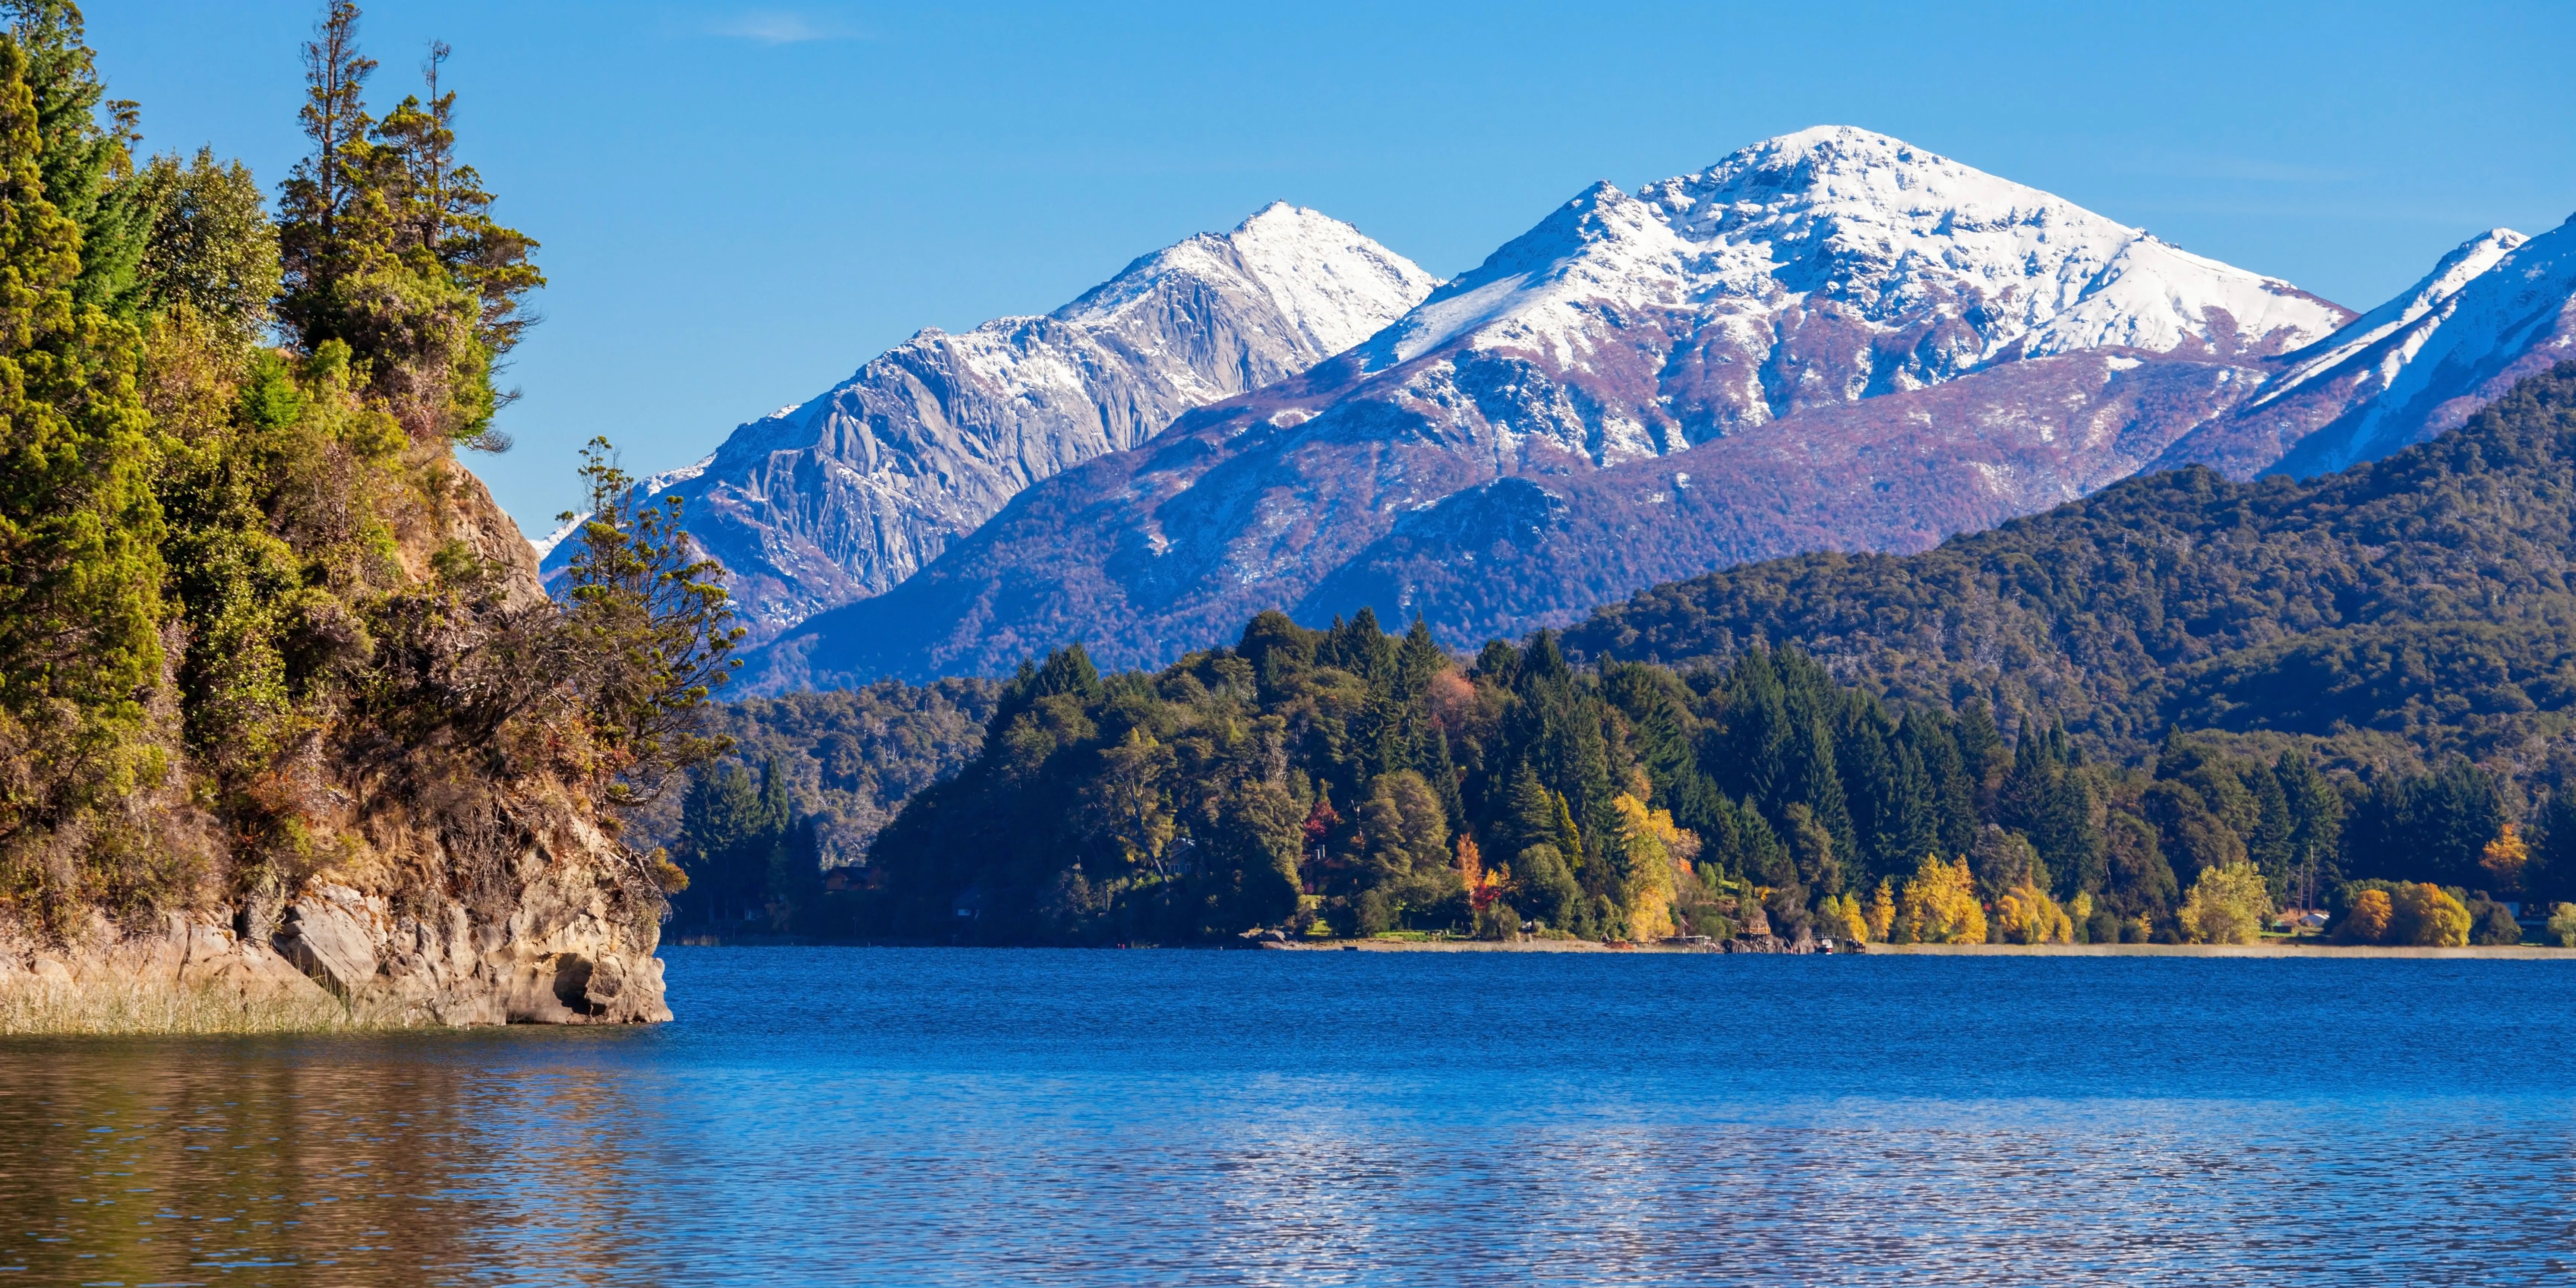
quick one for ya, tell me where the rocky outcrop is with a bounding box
[0,462,673,1031]
[0,824,669,1027]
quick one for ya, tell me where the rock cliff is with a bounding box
[0,464,671,1030]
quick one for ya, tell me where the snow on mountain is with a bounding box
[542,204,1434,640]
[2150,219,2576,479]
[745,127,2377,685]
[1348,125,2349,468]
[531,452,715,560]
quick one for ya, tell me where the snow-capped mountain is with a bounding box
[1345,125,2346,469]
[747,126,2384,685]
[542,203,1434,640]
[2152,218,2576,478]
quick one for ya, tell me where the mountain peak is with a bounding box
[1054,204,1432,357]
[553,206,1434,640]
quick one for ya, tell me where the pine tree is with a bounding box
[1504,761,1557,858]
[558,438,742,804]
[2,3,143,316]
[274,0,373,347]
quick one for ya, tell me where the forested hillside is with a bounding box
[696,368,2576,949]
[623,679,998,934]
[805,605,2553,949]
[0,0,730,1007]
[1564,363,2576,779]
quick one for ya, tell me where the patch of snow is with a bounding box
[531,453,715,558]
[1376,125,2347,381]
[2253,228,2528,408]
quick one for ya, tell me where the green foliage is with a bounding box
[3,2,143,317]
[2547,902,2576,948]
[0,7,730,943]
[672,757,817,932]
[275,3,539,449]
[132,147,278,351]
[558,438,742,805]
[0,28,167,908]
[619,679,1001,872]
[2176,862,2271,945]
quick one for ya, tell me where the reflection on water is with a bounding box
[1,950,2570,1285]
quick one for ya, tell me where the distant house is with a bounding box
[952,886,984,921]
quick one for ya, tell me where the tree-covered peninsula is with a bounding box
[0,2,734,1029]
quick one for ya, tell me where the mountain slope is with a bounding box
[1560,362,2576,764]
[746,127,2356,684]
[542,203,1434,641]
[2150,218,2576,479]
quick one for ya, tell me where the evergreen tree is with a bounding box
[0,29,164,888]
[3,3,143,316]
[275,3,537,448]
[558,438,742,804]
[133,148,277,348]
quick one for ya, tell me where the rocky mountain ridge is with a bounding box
[741,127,2416,682]
[2150,217,2576,478]
[543,204,1434,642]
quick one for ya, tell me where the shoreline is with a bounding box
[656,937,2576,958]
[1250,938,2576,958]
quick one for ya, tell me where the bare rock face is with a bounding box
[0,817,670,1027]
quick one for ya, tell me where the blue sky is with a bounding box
[87,1,2576,531]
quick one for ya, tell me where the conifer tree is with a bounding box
[2,3,142,316]
[559,438,742,805]
[274,2,538,449]
[0,29,164,880]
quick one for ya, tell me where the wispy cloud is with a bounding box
[707,9,866,45]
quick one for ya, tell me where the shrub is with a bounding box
[2547,903,2576,948]
[2338,888,2393,944]
[2468,900,2523,947]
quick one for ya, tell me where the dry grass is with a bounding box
[0,978,420,1036]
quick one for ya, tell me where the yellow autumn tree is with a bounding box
[1898,854,1985,944]
[1612,793,1692,941]
[2340,888,2393,944]
[2069,891,2094,940]
[1994,884,2074,944]
[1867,878,1897,942]
[2177,862,2272,945]
[2481,823,2530,895]
[1820,891,1869,943]
[2389,883,2470,947]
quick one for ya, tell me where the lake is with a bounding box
[0,948,2568,1285]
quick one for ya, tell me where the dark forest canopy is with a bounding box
[776,607,2547,948]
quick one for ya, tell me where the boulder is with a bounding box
[274,897,379,1000]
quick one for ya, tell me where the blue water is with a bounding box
[0,948,2570,1285]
